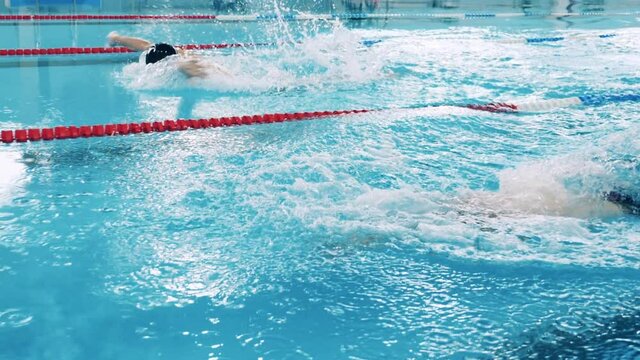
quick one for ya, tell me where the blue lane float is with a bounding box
[526,36,565,43]
[464,13,497,18]
[524,34,616,43]
[578,94,640,107]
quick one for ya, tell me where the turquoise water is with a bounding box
[1,6,640,360]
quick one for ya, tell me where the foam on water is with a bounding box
[0,149,28,207]
[93,120,640,313]
[465,157,621,219]
[472,124,640,217]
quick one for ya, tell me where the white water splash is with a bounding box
[0,150,28,207]
[462,157,623,218]
[115,24,387,93]
[462,126,640,219]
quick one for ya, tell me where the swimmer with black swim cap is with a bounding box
[107,32,230,78]
[143,43,178,65]
[604,190,640,215]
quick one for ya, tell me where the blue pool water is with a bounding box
[1,2,640,359]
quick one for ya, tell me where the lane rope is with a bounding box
[0,32,620,58]
[2,93,639,144]
[0,14,217,21]
[0,42,272,57]
[498,33,616,44]
[0,11,638,23]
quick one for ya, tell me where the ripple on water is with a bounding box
[0,309,33,328]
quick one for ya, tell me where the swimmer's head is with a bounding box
[605,190,640,214]
[145,43,177,64]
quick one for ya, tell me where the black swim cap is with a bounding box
[145,43,177,64]
[605,190,640,214]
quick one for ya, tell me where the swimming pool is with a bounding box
[1,1,640,358]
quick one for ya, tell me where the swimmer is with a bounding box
[604,190,640,215]
[107,32,230,78]
[456,188,638,221]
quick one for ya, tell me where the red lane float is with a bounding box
[0,109,370,144]
[1,103,523,145]
[0,14,217,22]
[0,42,272,57]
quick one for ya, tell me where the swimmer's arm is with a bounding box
[178,58,232,78]
[178,59,209,78]
[107,32,152,51]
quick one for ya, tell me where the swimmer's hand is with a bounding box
[107,31,120,46]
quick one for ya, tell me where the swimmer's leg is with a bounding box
[107,32,153,51]
[604,190,640,214]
